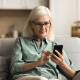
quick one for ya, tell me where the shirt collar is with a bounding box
[28,35,49,44]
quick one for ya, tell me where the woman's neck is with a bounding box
[34,35,45,48]
[37,38,43,48]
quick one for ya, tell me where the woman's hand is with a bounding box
[51,50,64,66]
[51,50,76,78]
[38,50,52,66]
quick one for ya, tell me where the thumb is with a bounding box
[62,51,63,56]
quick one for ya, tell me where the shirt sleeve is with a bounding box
[63,49,76,71]
[10,38,25,75]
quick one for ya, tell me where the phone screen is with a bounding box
[53,45,63,57]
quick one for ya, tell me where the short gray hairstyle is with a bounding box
[22,6,54,41]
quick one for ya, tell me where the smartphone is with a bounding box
[53,45,63,57]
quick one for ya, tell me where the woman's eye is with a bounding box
[44,22,49,25]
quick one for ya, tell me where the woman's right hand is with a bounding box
[38,50,52,66]
[23,50,52,72]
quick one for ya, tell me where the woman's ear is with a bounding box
[29,21,33,29]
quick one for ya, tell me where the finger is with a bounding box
[45,56,50,60]
[42,50,46,54]
[46,50,52,56]
[55,50,64,61]
[55,50,62,58]
[52,52,64,63]
[62,51,63,56]
[41,51,46,58]
[52,52,59,60]
[51,56,58,63]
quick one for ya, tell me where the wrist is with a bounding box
[36,60,42,66]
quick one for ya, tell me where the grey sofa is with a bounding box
[0,37,80,80]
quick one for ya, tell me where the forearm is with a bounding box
[59,61,76,78]
[23,61,40,72]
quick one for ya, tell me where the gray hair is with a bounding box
[22,6,55,41]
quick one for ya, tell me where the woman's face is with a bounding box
[30,15,50,39]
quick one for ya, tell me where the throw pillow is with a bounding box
[0,56,10,80]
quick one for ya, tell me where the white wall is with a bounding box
[49,0,56,37]
[49,0,77,37]
[77,0,80,20]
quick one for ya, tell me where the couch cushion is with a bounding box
[0,56,10,80]
[0,38,16,56]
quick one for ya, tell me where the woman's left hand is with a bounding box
[51,50,76,78]
[51,50,64,66]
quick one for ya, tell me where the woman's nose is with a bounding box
[41,24,46,29]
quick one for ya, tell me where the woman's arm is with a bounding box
[23,50,52,72]
[23,61,39,72]
[58,60,76,78]
[51,50,76,78]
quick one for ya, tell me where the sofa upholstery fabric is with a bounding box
[0,56,10,80]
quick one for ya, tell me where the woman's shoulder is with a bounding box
[16,37,29,40]
[15,37,29,43]
[16,37,25,41]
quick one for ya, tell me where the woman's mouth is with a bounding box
[40,31,45,33]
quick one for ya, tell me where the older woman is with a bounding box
[10,6,79,80]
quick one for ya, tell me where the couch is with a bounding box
[0,37,80,80]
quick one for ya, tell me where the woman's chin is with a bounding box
[39,35,46,39]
